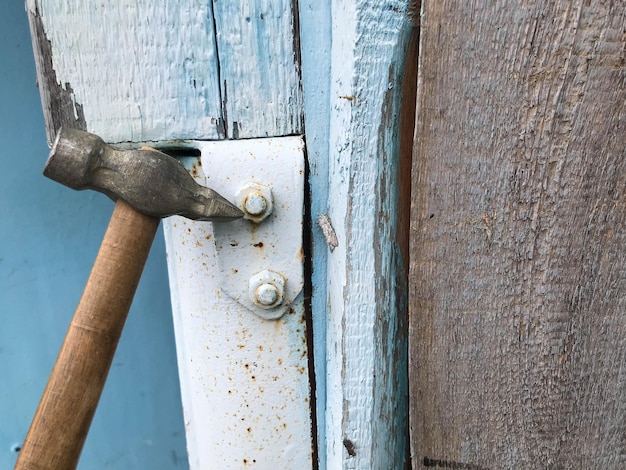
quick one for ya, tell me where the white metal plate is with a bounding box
[162,137,311,469]
[197,138,305,320]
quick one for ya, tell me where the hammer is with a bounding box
[15,128,242,470]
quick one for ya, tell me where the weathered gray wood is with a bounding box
[410,1,626,468]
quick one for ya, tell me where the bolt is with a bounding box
[236,182,273,223]
[255,283,279,306]
[244,192,268,216]
[249,270,285,311]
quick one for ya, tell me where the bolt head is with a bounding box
[236,182,273,223]
[255,283,279,306]
[249,270,285,311]
[244,191,268,216]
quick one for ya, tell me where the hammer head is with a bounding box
[44,128,243,221]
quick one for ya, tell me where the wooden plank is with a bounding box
[410,1,626,468]
[212,0,303,139]
[300,4,417,467]
[27,0,303,144]
[26,0,223,144]
[324,1,414,467]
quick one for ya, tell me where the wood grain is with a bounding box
[324,1,414,467]
[27,0,303,145]
[15,200,159,469]
[26,0,223,145]
[212,0,303,139]
[409,1,626,468]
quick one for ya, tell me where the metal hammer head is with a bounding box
[44,128,243,221]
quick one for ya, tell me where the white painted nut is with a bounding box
[235,182,273,223]
[249,270,285,311]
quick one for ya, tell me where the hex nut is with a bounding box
[235,182,273,223]
[249,270,285,310]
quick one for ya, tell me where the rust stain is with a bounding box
[190,161,201,178]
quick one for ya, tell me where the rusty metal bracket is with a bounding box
[195,137,305,320]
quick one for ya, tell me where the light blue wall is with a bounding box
[0,4,188,469]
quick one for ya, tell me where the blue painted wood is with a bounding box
[212,0,304,139]
[297,2,332,468]
[27,0,223,145]
[0,4,188,468]
[319,1,413,467]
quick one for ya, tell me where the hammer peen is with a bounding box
[15,128,242,470]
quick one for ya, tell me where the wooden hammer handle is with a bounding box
[15,199,160,470]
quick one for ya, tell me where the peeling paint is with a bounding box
[27,4,87,145]
[26,0,224,143]
[211,0,304,139]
